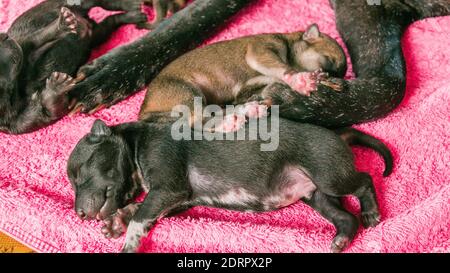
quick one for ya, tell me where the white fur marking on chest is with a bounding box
[124,220,146,250]
[132,170,149,193]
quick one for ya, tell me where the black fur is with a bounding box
[67,119,393,252]
[0,0,149,134]
[69,0,254,112]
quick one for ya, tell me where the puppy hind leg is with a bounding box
[227,77,278,125]
[353,172,381,228]
[139,79,207,127]
[241,81,307,120]
[303,191,359,253]
[320,172,381,228]
[18,7,78,53]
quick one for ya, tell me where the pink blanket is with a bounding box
[0,0,449,253]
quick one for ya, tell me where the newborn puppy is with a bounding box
[143,0,187,28]
[138,24,347,131]
[0,0,149,134]
[67,119,393,253]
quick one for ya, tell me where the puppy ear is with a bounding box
[303,24,321,42]
[91,119,112,137]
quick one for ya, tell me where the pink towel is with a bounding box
[0,0,449,253]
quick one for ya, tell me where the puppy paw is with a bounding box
[101,209,131,239]
[41,72,75,119]
[320,77,345,92]
[46,72,75,91]
[214,113,247,133]
[330,234,350,253]
[59,7,78,34]
[283,70,328,96]
[236,101,269,119]
[101,203,140,239]
[361,210,381,228]
[69,43,147,114]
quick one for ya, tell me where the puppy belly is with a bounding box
[262,166,317,210]
[188,165,316,211]
[188,167,257,206]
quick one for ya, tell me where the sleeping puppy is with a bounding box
[67,119,393,253]
[137,24,347,131]
[0,0,149,134]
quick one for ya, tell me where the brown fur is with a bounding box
[139,25,347,123]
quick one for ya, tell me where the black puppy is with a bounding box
[0,0,149,134]
[68,119,393,253]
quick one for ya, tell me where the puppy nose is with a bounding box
[77,209,86,219]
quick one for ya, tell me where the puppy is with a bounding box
[0,0,149,134]
[138,24,347,131]
[67,119,393,253]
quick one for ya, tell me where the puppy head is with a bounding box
[292,24,347,77]
[0,33,23,86]
[67,120,139,220]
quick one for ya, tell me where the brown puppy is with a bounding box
[139,24,347,130]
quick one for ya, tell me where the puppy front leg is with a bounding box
[245,40,291,80]
[122,190,189,253]
[303,191,358,253]
[101,203,142,239]
[246,42,329,96]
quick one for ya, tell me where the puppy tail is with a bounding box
[336,127,393,177]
